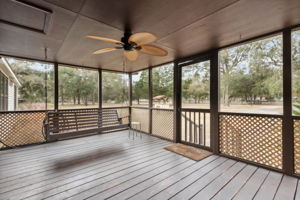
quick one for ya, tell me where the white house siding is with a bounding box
[8,80,15,111]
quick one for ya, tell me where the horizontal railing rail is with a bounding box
[181,108,210,112]
[293,116,300,120]
[219,111,283,118]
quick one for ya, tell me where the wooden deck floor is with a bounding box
[0,131,299,200]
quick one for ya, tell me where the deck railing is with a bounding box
[131,107,150,133]
[180,108,210,149]
[0,107,130,149]
[130,107,175,141]
[3,106,300,175]
[219,112,283,169]
[0,110,46,149]
[294,116,300,174]
[152,108,174,141]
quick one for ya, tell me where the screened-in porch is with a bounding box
[1,0,300,199]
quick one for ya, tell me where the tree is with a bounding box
[219,35,283,106]
[292,31,300,115]
[58,66,98,107]
[152,64,173,99]
[132,70,148,104]
[182,61,210,104]
[219,45,251,106]
[7,59,55,110]
[102,72,129,105]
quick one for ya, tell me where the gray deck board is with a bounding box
[2,144,172,199]
[140,157,228,200]
[233,168,269,200]
[0,140,165,185]
[212,165,257,200]
[0,130,298,200]
[0,141,166,192]
[169,159,236,200]
[274,175,298,200]
[191,162,246,200]
[253,171,283,200]
[110,155,219,200]
[295,180,300,200]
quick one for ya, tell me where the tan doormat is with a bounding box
[164,143,212,161]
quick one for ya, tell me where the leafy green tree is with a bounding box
[59,66,98,107]
[182,61,210,104]
[7,59,54,110]
[219,35,283,106]
[152,64,173,98]
[219,45,251,106]
[102,72,129,104]
[292,31,300,115]
[132,70,148,104]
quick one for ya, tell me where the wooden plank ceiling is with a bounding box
[0,0,300,72]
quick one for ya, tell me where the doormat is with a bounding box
[164,143,212,161]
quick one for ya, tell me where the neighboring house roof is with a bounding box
[0,57,21,87]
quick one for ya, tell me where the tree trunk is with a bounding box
[84,96,88,106]
[224,84,230,106]
[77,93,81,105]
[61,87,64,105]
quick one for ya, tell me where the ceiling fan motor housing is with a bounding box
[122,31,136,51]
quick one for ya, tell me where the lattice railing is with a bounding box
[0,111,46,149]
[219,114,283,169]
[131,108,149,133]
[294,118,300,174]
[152,109,174,141]
[0,107,130,150]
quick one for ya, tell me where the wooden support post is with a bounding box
[174,61,181,143]
[282,29,294,175]
[149,67,153,134]
[54,63,58,111]
[210,50,219,154]
[98,68,102,109]
[129,72,132,125]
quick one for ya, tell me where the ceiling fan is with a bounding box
[87,32,168,61]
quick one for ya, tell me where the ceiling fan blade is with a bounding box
[124,50,139,61]
[92,47,121,54]
[139,45,168,56]
[129,32,157,45]
[87,35,124,45]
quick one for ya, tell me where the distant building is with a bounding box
[0,57,21,111]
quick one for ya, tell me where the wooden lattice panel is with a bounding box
[131,108,149,133]
[152,110,174,140]
[219,114,282,169]
[0,112,46,149]
[294,119,300,174]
